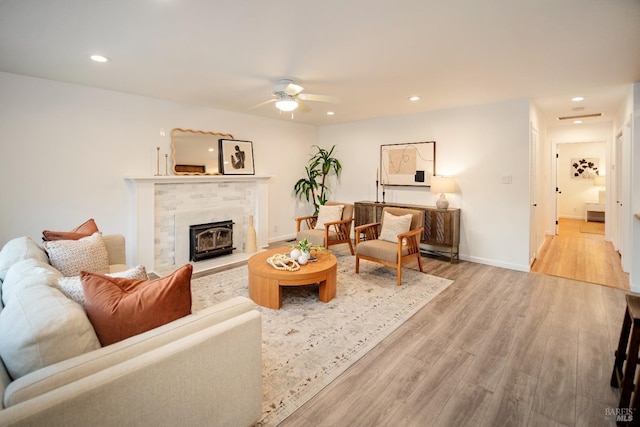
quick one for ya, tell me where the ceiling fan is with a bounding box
[251,79,339,113]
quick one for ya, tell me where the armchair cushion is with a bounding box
[356,239,410,263]
[314,204,344,230]
[378,212,412,243]
[297,229,337,247]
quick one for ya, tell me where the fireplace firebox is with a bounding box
[189,220,234,262]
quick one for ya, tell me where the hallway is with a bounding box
[531,218,629,290]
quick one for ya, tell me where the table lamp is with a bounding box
[430,176,456,209]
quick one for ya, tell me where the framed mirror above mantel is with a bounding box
[171,128,234,175]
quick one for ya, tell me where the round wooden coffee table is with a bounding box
[247,248,337,309]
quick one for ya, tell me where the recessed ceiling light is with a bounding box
[409,96,421,102]
[574,120,582,124]
[571,96,584,102]
[326,111,335,116]
[90,55,110,63]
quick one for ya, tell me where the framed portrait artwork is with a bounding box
[380,141,436,187]
[219,139,255,175]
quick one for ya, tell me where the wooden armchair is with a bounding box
[354,207,424,286]
[295,202,355,255]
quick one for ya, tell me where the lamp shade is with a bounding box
[430,176,456,194]
[593,175,605,186]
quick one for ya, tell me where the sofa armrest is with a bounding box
[101,234,125,266]
[0,310,262,427]
[5,296,256,407]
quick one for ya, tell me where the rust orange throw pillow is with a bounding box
[81,264,193,346]
[43,218,99,241]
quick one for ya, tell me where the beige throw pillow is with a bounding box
[314,204,344,230]
[44,232,109,277]
[0,285,101,380]
[0,236,49,282]
[58,265,148,309]
[378,212,413,243]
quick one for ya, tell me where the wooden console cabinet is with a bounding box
[354,201,460,263]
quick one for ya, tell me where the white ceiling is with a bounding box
[1,0,639,126]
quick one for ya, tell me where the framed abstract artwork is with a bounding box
[380,141,436,187]
[219,139,255,175]
[571,157,599,179]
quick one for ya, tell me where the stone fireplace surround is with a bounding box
[125,176,270,276]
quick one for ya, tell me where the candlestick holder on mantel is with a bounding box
[155,147,161,176]
[375,180,379,203]
[382,184,386,204]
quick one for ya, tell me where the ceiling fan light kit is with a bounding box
[253,79,338,115]
[275,96,299,112]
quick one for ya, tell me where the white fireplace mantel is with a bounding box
[125,175,271,274]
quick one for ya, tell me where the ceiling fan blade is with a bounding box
[273,80,304,96]
[249,98,277,109]
[297,99,312,113]
[297,93,340,103]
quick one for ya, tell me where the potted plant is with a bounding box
[293,145,342,214]
[290,238,324,265]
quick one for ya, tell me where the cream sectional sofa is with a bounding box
[0,235,262,427]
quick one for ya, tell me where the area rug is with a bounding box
[190,254,453,426]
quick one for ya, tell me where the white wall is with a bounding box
[0,72,317,261]
[319,98,532,271]
[556,141,607,219]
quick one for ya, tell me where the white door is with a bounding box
[615,131,623,251]
[529,124,538,265]
[554,146,561,235]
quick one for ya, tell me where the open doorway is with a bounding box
[555,141,606,228]
[531,140,629,289]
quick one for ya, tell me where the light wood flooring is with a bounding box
[275,243,629,426]
[531,218,629,290]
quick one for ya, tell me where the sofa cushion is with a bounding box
[314,204,344,230]
[42,218,99,241]
[1,258,62,306]
[0,237,49,282]
[82,264,193,346]
[0,285,101,380]
[43,232,109,277]
[378,211,412,243]
[58,265,148,309]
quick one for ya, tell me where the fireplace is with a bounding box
[189,220,234,262]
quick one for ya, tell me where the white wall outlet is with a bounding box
[502,175,513,184]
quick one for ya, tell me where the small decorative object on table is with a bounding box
[290,238,324,265]
[266,254,300,271]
